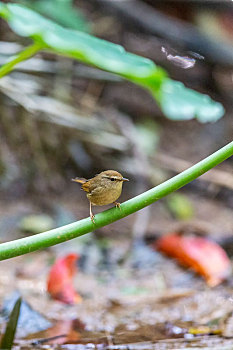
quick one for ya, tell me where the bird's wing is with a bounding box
[81,181,90,193]
[86,178,102,194]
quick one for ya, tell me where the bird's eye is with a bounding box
[110,178,115,181]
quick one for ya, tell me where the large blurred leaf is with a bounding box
[157,79,224,123]
[20,0,90,32]
[0,2,225,122]
[0,3,164,83]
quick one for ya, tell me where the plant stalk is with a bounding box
[0,42,43,78]
[0,141,232,261]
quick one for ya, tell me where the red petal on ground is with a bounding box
[47,253,82,304]
[155,233,231,286]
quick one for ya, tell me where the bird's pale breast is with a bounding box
[87,184,122,206]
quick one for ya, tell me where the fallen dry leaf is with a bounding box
[155,233,231,286]
[47,253,82,304]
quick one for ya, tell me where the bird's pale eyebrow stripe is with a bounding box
[102,175,122,181]
[107,176,121,180]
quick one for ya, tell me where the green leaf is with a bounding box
[166,193,194,220]
[19,0,90,32]
[157,79,224,122]
[0,2,9,18]
[0,2,225,122]
[1,3,165,83]
[135,119,160,155]
[0,298,21,350]
[19,214,55,234]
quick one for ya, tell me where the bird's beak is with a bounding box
[71,178,79,182]
[122,177,129,182]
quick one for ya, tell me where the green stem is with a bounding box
[0,141,233,261]
[0,42,43,78]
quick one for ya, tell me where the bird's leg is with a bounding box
[89,202,95,223]
[114,202,121,209]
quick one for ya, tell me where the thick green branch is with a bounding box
[0,42,43,78]
[0,141,233,261]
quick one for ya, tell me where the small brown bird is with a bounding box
[72,170,129,223]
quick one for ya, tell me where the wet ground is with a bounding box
[0,191,233,349]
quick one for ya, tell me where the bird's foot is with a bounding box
[114,202,121,209]
[90,213,95,223]
[90,202,95,223]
